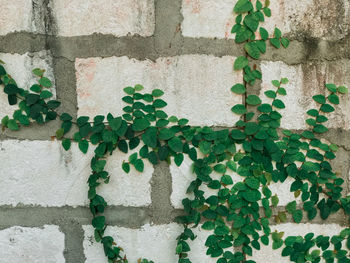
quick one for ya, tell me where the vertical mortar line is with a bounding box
[59,223,86,263]
[32,2,82,262]
[40,0,78,120]
[149,161,175,224]
[153,0,184,57]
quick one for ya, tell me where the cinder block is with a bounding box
[75,55,243,127]
[0,225,65,263]
[0,0,36,35]
[83,223,218,263]
[181,0,236,39]
[0,140,153,207]
[181,0,350,40]
[51,0,155,37]
[249,223,344,262]
[260,60,350,130]
[0,51,55,118]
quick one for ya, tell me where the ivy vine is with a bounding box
[1,0,350,262]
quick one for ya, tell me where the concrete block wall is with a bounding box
[0,0,349,262]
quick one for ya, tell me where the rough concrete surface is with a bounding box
[0,0,349,262]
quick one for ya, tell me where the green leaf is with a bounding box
[325,84,337,93]
[264,90,276,99]
[47,100,61,109]
[261,235,269,245]
[272,80,280,87]
[270,38,281,48]
[174,153,184,166]
[329,143,338,152]
[221,175,233,185]
[153,99,167,108]
[231,104,247,114]
[338,85,348,94]
[152,89,164,97]
[263,7,271,17]
[215,226,229,236]
[142,127,157,148]
[32,68,45,77]
[257,103,272,113]
[234,0,253,13]
[242,190,261,202]
[159,128,175,140]
[40,90,53,99]
[281,38,290,48]
[256,40,266,53]
[245,42,260,59]
[271,195,279,207]
[274,28,282,38]
[7,119,19,130]
[134,84,144,91]
[60,113,72,121]
[30,84,41,93]
[307,109,319,117]
[313,124,328,134]
[17,114,29,125]
[39,77,52,87]
[102,130,113,142]
[244,13,259,32]
[79,140,89,154]
[176,244,182,254]
[1,116,9,127]
[292,210,303,223]
[156,119,169,127]
[234,56,249,70]
[235,27,253,43]
[313,95,326,104]
[259,27,269,40]
[132,118,150,132]
[320,104,334,113]
[122,162,130,173]
[245,177,260,189]
[62,139,71,151]
[246,95,262,106]
[168,137,183,152]
[118,140,128,153]
[123,86,135,95]
[286,201,297,213]
[92,216,105,230]
[26,94,40,105]
[281,78,289,84]
[109,117,122,131]
[168,116,178,123]
[327,94,339,105]
[231,84,246,94]
[302,161,320,172]
[178,118,189,126]
[56,128,64,139]
[202,221,215,230]
[272,99,285,109]
[244,122,259,135]
[134,159,144,172]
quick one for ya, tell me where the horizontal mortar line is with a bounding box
[0,206,150,230]
[1,127,350,148]
[0,206,347,230]
[1,33,350,64]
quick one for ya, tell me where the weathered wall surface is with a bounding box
[0,0,349,262]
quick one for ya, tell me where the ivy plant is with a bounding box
[0,0,349,262]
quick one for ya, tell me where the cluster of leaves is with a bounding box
[1,0,350,262]
[0,65,60,131]
[232,0,289,85]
